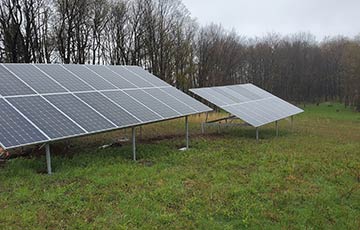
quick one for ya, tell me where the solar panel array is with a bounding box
[0,64,211,149]
[190,84,303,127]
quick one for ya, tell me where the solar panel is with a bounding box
[125,89,180,118]
[161,87,211,112]
[125,66,169,87]
[107,66,153,88]
[75,92,140,127]
[63,65,117,90]
[86,65,136,89]
[44,94,116,132]
[35,64,93,92]
[7,96,85,139]
[144,88,196,115]
[0,64,211,150]
[4,64,67,94]
[0,98,48,148]
[190,84,303,127]
[0,65,35,96]
[103,90,162,122]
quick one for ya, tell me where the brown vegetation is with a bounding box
[0,0,359,110]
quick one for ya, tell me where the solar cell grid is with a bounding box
[190,83,303,127]
[8,96,85,139]
[0,64,211,149]
[125,66,169,87]
[108,66,153,88]
[256,99,287,119]
[242,84,274,98]
[63,65,117,90]
[144,88,196,115]
[190,89,229,106]
[4,64,67,94]
[0,65,36,96]
[161,87,210,112]
[212,87,247,103]
[35,64,93,92]
[103,90,162,122]
[236,103,271,125]
[75,92,140,127]
[45,94,115,132]
[125,89,180,118]
[228,85,264,100]
[86,65,136,89]
[0,99,48,148]
[225,105,263,127]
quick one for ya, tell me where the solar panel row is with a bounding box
[0,64,211,149]
[190,84,303,127]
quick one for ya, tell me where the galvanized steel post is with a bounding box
[45,144,52,175]
[132,127,136,161]
[185,116,189,150]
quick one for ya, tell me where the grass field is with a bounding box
[0,103,359,229]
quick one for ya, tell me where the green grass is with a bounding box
[0,103,359,229]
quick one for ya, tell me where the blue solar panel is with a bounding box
[103,90,162,122]
[4,64,67,94]
[35,64,93,92]
[0,65,36,96]
[108,66,153,88]
[125,89,180,118]
[125,66,169,87]
[0,64,211,149]
[86,65,136,89]
[8,96,85,139]
[144,88,196,115]
[0,98,48,148]
[63,65,117,90]
[75,92,140,127]
[161,87,212,112]
[45,94,115,132]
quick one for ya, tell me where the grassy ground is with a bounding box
[0,103,359,229]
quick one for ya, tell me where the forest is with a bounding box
[0,0,359,110]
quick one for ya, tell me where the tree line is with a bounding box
[0,0,359,110]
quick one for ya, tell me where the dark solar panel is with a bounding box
[103,90,162,122]
[4,64,67,94]
[85,65,136,89]
[0,98,48,148]
[45,94,115,132]
[35,64,93,92]
[75,92,140,127]
[63,64,117,90]
[0,65,36,96]
[8,96,85,139]
[108,66,153,88]
[0,64,211,149]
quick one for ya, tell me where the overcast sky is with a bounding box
[181,0,360,40]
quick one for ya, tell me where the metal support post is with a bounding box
[45,144,52,175]
[185,116,189,150]
[132,127,136,161]
[256,127,259,142]
[275,120,279,137]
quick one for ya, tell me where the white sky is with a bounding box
[181,0,360,40]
